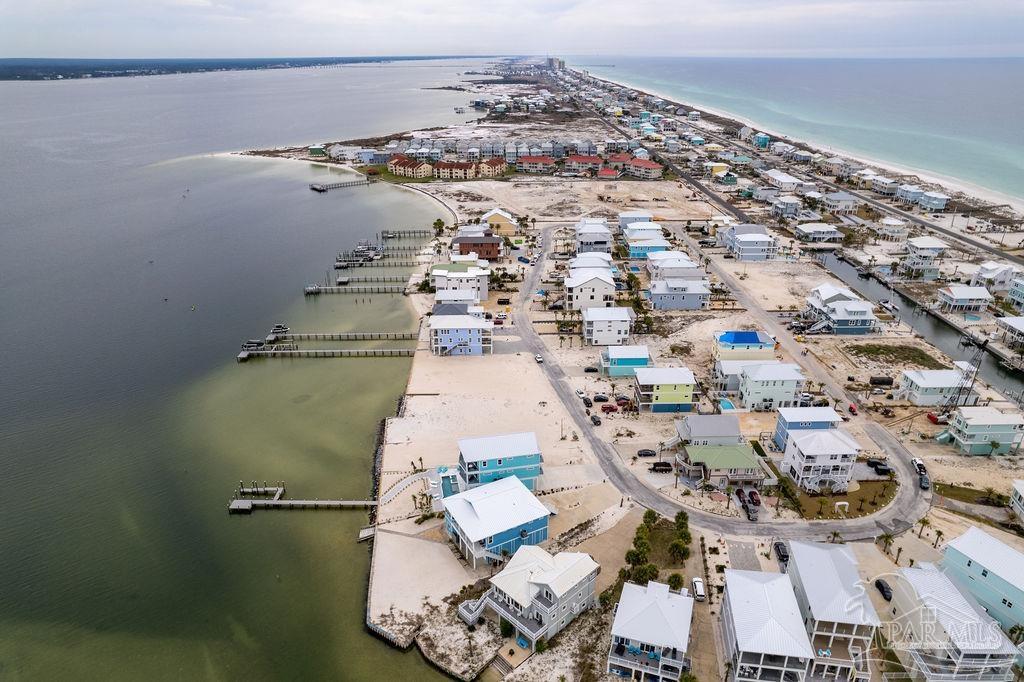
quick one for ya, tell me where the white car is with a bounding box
[535,354,544,363]
[691,577,706,601]
[575,389,585,399]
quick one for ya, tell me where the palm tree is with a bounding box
[829,530,843,544]
[725,485,735,509]
[878,533,894,554]
[1009,623,1024,646]
[895,546,903,564]
[933,529,944,548]
[984,486,996,504]
[917,518,931,538]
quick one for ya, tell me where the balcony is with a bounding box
[609,643,689,675]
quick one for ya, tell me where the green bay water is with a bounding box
[570,57,1024,204]
[0,60,487,680]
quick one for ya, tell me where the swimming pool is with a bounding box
[965,314,981,322]
[719,398,736,410]
[629,266,641,272]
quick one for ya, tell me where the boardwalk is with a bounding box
[304,285,405,295]
[228,484,376,514]
[237,348,414,362]
[310,177,375,192]
[266,331,418,343]
[335,260,420,269]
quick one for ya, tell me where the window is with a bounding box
[496,459,502,466]
[982,569,989,577]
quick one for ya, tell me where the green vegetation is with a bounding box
[794,480,899,519]
[355,165,435,184]
[669,342,693,357]
[846,344,949,370]
[934,482,1009,507]
[750,440,767,458]
[500,618,513,638]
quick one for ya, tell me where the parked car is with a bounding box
[911,458,927,475]
[582,397,593,408]
[735,489,748,506]
[575,389,586,399]
[650,461,673,473]
[848,403,858,415]
[590,414,602,426]
[871,388,885,395]
[516,256,530,264]
[494,319,504,326]
[548,302,564,311]
[748,490,761,506]
[534,354,544,363]
[927,412,949,425]
[875,578,893,601]
[496,312,508,320]
[723,253,734,259]
[865,458,883,469]
[773,541,789,563]
[874,464,892,476]
[691,577,706,601]
[593,394,609,402]
[583,366,599,373]
[919,474,931,490]
[636,449,657,458]
[497,298,512,305]
[601,404,618,414]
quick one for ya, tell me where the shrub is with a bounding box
[632,563,660,584]
[535,639,548,653]
[677,529,692,545]
[500,618,514,638]
[674,510,689,531]
[643,509,658,527]
[668,539,690,564]
[667,573,685,591]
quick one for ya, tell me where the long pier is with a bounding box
[336,276,408,284]
[227,483,377,514]
[335,260,420,269]
[310,178,376,192]
[381,229,431,239]
[237,348,415,362]
[266,331,418,342]
[304,285,405,295]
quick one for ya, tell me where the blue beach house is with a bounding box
[443,476,550,569]
[600,344,653,377]
[714,330,776,360]
[772,406,842,451]
[753,132,771,149]
[457,432,543,491]
[941,526,1024,634]
[627,238,670,259]
[429,315,494,356]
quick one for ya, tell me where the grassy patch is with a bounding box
[669,342,693,356]
[646,519,687,570]
[354,165,435,183]
[794,480,898,520]
[934,482,1007,507]
[846,344,949,370]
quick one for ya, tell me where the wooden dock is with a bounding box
[266,331,418,342]
[310,178,376,192]
[381,229,431,239]
[237,348,415,362]
[227,483,376,514]
[304,285,405,295]
[335,260,419,269]
[336,275,407,284]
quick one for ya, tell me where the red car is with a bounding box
[601,404,618,414]
[848,403,858,415]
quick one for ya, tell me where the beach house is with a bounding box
[607,581,694,681]
[803,283,878,335]
[623,222,664,242]
[936,285,992,313]
[896,184,924,205]
[428,315,494,356]
[515,156,557,174]
[900,236,948,280]
[1012,480,1024,525]
[781,428,861,493]
[786,542,879,681]
[582,306,635,345]
[618,209,654,231]
[871,175,898,195]
[457,432,543,491]
[575,220,613,254]
[919,191,951,211]
[738,363,805,411]
[993,315,1024,346]
[459,546,599,650]
[764,168,800,192]
[1009,278,1024,311]
[443,476,550,569]
[941,526,1024,633]
[477,157,508,178]
[715,330,776,360]
[771,195,802,219]
[430,262,490,302]
[627,238,671,259]
[432,161,478,180]
[722,570,814,682]
[626,158,664,179]
[873,216,909,241]
[772,406,842,450]
[888,564,1017,681]
[714,359,780,394]
[633,367,698,413]
[480,208,517,235]
[677,443,765,489]
[564,270,615,311]
[896,362,980,406]
[970,261,1019,292]
[794,222,843,242]
[451,233,503,260]
[940,405,1024,455]
[646,252,705,281]
[721,224,778,261]
[674,414,742,447]
[822,191,859,215]
[649,279,711,310]
[563,155,604,174]
[600,344,652,377]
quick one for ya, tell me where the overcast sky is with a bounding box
[1,0,1022,58]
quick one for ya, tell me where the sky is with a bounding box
[1,0,1022,58]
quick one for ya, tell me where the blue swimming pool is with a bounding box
[965,314,981,321]
[719,398,736,410]
[629,266,641,272]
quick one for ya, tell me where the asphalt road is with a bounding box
[514,225,930,541]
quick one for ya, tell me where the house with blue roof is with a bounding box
[627,237,670,259]
[600,345,653,377]
[772,406,843,450]
[457,432,543,491]
[443,476,550,569]
[714,330,776,360]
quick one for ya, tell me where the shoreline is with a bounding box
[577,68,1024,215]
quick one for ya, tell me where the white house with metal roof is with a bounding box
[714,359,781,394]
[623,222,664,242]
[458,546,599,650]
[430,262,490,302]
[941,526,1024,634]
[575,220,613,254]
[901,236,949,280]
[443,476,550,569]
[428,315,494,356]
[582,306,635,345]
[565,269,615,311]
[889,564,1018,681]
[722,569,814,682]
[803,283,878,335]
[1012,480,1024,525]
[936,285,993,313]
[970,261,1019,293]
[607,581,695,681]
[786,541,879,681]
[822,191,859,215]
[618,209,654,232]
[795,223,843,242]
[895,361,980,407]
[781,428,861,493]
[738,363,805,411]
[674,414,742,447]
[729,231,779,261]
[649,279,711,310]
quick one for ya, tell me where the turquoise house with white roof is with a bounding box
[941,526,1024,634]
[457,431,543,491]
[600,345,653,377]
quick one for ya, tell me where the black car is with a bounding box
[875,578,893,601]
[773,541,789,563]
[649,461,672,473]
[582,397,593,408]
[637,449,657,458]
[865,458,882,469]
[583,366,599,373]
[874,464,892,476]
[593,394,609,403]
[590,414,602,426]
[919,474,931,490]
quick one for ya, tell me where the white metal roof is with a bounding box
[901,367,967,389]
[900,565,1018,654]
[576,223,612,235]
[939,285,992,300]
[742,363,803,382]
[582,306,634,322]
[650,280,711,295]
[607,344,650,359]
[788,541,880,626]
[611,581,694,652]
[458,432,539,463]
[646,250,693,263]
[435,289,477,303]
[429,315,493,330]
[944,526,1024,593]
[734,233,775,244]
[790,429,860,455]
[676,414,741,439]
[564,270,615,288]
[490,546,598,607]
[777,407,842,423]
[717,359,779,377]
[954,405,1024,426]
[635,367,696,385]
[724,569,815,658]
[443,476,550,543]
[628,237,671,248]
[907,236,948,250]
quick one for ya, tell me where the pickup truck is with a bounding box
[517,256,530,264]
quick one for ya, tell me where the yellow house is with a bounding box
[481,208,518,236]
[633,367,697,412]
